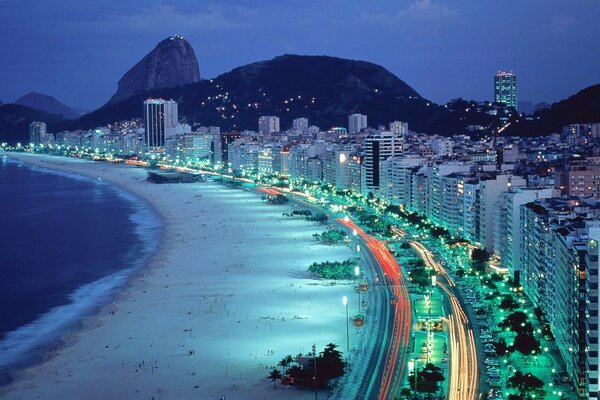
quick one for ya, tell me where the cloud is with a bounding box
[110,3,257,33]
[549,15,576,34]
[361,0,457,30]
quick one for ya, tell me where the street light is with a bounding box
[410,358,421,398]
[354,266,361,313]
[343,296,349,351]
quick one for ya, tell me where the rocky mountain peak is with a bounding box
[110,35,201,102]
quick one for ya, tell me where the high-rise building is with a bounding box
[258,116,280,135]
[292,117,309,132]
[348,113,367,134]
[362,132,403,195]
[29,121,47,146]
[494,71,517,109]
[389,121,408,135]
[143,99,178,150]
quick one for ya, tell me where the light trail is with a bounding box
[338,218,412,400]
[411,241,478,400]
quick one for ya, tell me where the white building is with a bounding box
[429,162,470,226]
[362,132,403,196]
[389,121,408,135]
[183,134,212,161]
[144,99,178,150]
[477,174,526,251]
[258,116,280,135]
[493,187,557,279]
[348,113,367,134]
[29,121,47,146]
[382,156,425,207]
[292,118,309,132]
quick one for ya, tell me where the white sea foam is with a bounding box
[0,156,163,380]
[0,268,131,371]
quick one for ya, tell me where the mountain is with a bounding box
[0,104,68,144]
[518,101,535,115]
[15,92,80,119]
[505,84,600,136]
[69,54,480,134]
[110,35,201,103]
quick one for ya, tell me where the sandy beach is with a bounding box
[0,153,357,400]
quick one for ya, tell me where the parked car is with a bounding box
[488,379,502,388]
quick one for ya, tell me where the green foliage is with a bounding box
[285,343,346,389]
[407,258,430,292]
[268,368,283,388]
[499,295,520,311]
[268,194,289,204]
[507,371,546,399]
[512,332,541,355]
[408,363,445,394]
[498,311,529,334]
[494,337,511,357]
[471,248,490,272]
[429,226,449,238]
[313,228,345,245]
[307,213,328,223]
[308,258,355,280]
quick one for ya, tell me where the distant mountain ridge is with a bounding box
[506,84,600,136]
[67,53,468,134]
[110,35,201,103]
[0,35,598,144]
[0,104,69,144]
[15,92,80,119]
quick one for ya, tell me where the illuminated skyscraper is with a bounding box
[143,98,178,150]
[29,121,47,146]
[494,71,517,109]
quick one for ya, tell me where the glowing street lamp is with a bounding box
[343,296,349,351]
[354,266,361,313]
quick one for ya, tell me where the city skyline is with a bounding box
[1,1,599,110]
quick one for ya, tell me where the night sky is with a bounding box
[1,0,598,110]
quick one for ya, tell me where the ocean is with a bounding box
[0,156,161,385]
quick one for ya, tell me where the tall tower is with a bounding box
[494,71,517,109]
[29,121,47,146]
[348,113,367,134]
[144,99,178,150]
[362,131,403,196]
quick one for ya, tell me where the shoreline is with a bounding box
[1,153,356,399]
[0,154,167,388]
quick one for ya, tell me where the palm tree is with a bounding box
[268,368,283,389]
[278,355,293,374]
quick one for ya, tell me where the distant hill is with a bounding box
[110,35,201,103]
[15,92,80,119]
[0,104,67,144]
[1,38,597,143]
[65,54,504,135]
[506,84,600,136]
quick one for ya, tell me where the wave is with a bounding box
[0,155,163,385]
[0,268,131,373]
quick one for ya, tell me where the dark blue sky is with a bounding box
[1,0,598,110]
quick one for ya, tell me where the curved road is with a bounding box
[339,219,412,400]
[410,241,479,400]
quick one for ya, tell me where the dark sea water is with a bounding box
[0,156,161,385]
